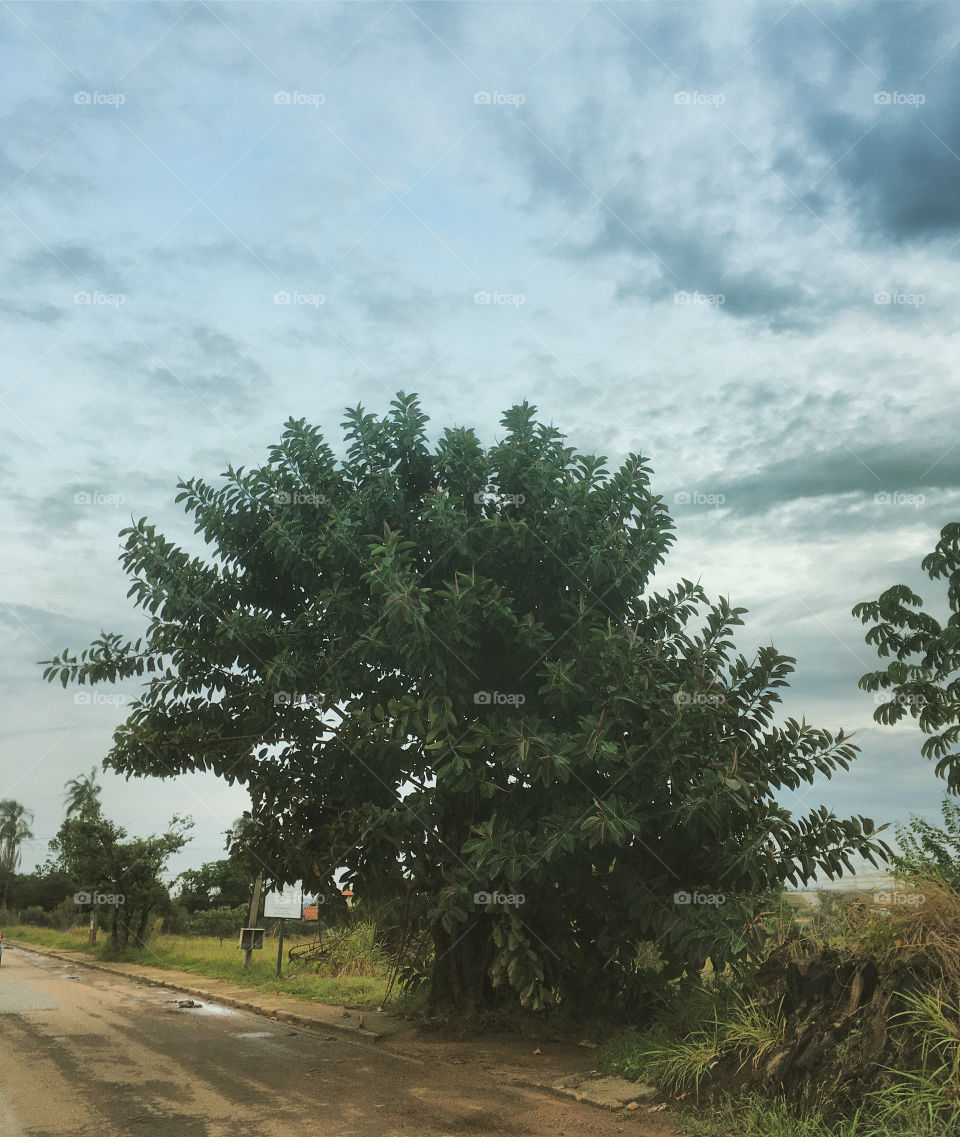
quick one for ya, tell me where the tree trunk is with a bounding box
[88,909,98,946]
[429,918,497,1013]
[135,905,152,947]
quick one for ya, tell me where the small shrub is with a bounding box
[51,897,82,931]
[19,906,52,927]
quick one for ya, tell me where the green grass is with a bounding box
[7,924,391,1009]
[601,983,779,1098]
[5,925,96,952]
[674,1095,838,1137]
[722,995,787,1069]
[672,1086,960,1137]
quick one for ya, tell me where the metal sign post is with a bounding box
[263,881,303,981]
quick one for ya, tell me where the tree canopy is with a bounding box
[43,393,888,1012]
[64,766,102,817]
[175,857,252,912]
[854,521,960,792]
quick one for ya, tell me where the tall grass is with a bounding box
[604,874,960,1137]
[673,1089,960,1137]
[7,923,391,1008]
[638,1020,726,1097]
[602,990,786,1106]
[722,996,786,1069]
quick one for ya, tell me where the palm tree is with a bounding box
[62,769,104,943]
[64,767,102,817]
[0,799,35,907]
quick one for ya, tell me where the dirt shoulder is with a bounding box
[10,938,679,1134]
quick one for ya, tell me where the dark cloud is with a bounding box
[1,460,177,545]
[20,243,111,279]
[711,439,960,517]
[829,109,960,240]
[73,323,274,415]
[404,2,470,56]
[0,602,93,652]
[0,298,65,323]
[606,2,723,86]
[342,265,452,325]
[486,1,960,338]
[758,3,960,241]
[608,218,819,327]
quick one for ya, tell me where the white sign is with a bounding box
[263,881,304,919]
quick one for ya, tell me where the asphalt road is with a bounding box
[0,946,665,1137]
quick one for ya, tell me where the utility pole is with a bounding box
[243,873,263,970]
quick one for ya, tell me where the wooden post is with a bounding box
[275,919,285,979]
[243,873,263,970]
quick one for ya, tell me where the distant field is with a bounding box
[7,924,391,1008]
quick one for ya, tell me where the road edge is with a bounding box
[9,940,385,1042]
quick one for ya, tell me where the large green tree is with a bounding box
[43,394,888,1012]
[854,521,960,793]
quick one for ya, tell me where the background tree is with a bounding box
[120,827,193,946]
[64,766,102,817]
[854,522,960,793]
[43,394,889,1013]
[188,905,249,945]
[0,799,34,908]
[4,865,75,913]
[891,797,960,890]
[59,768,105,941]
[175,858,252,912]
[48,795,191,955]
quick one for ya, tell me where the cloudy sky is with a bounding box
[2,1,958,879]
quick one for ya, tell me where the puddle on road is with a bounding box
[169,1000,238,1017]
[195,1003,237,1016]
[235,1030,276,1039]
